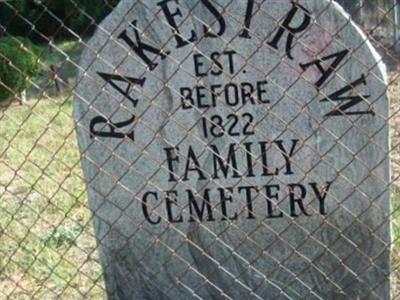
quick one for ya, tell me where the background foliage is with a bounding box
[0,0,120,41]
[0,36,38,103]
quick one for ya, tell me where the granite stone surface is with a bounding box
[74,1,391,299]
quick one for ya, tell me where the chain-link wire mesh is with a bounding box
[0,0,399,299]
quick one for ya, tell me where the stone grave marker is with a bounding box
[74,0,391,299]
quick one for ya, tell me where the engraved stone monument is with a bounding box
[74,0,391,299]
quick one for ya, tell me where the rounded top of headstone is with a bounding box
[75,0,387,142]
[74,1,390,299]
[74,0,388,185]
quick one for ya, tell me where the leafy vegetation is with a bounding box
[0,0,120,41]
[0,36,39,103]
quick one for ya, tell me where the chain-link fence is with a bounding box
[0,0,400,299]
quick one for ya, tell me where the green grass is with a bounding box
[0,96,105,299]
[0,40,106,299]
